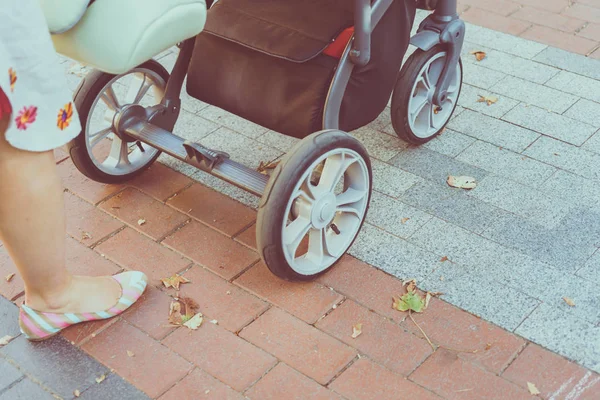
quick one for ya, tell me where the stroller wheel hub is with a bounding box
[312,193,337,229]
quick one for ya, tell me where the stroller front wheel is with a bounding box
[256,130,372,281]
[391,45,463,145]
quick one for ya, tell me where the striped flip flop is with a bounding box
[19,271,148,341]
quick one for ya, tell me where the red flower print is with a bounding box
[15,106,37,130]
[57,102,73,130]
[0,88,11,119]
[8,68,16,92]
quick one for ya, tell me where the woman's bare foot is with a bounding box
[25,275,122,314]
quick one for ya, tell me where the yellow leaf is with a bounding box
[127,350,135,357]
[183,313,204,330]
[351,323,363,339]
[137,219,146,226]
[477,95,498,106]
[527,382,540,395]
[401,217,410,224]
[161,274,191,290]
[257,160,280,174]
[95,374,106,384]
[5,273,15,282]
[403,279,417,293]
[563,297,575,307]
[73,390,81,397]
[470,50,486,61]
[0,335,14,346]
[447,175,477,190]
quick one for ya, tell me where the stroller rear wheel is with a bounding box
[391,45,462,144]
[257,130,372,281]
[67,60,169,184]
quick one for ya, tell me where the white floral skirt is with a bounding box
[0,0,81,152]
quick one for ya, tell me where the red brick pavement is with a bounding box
[1,153,599,399]
[458,0,600,57]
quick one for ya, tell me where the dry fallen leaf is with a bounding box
[0,335,14,346]
[425,292,432,309]
[485,343,492,351]
[527,382,540,395]
[5,273,15,282]
[477,95,498,106]
[470,50,486,61]
[401,217,410,224]
[137,219,146,226]
[169,301,184,325]
[73,390,81,397]
[257,160,281,175]
[403,278,417,293]
[393,292,425,313]
[447,175,477,190]
[81,231,92,240]
[563,297,575,307]
[351,323,363,339]
[127,350,135,357]
[95,374,106,384]
[440,256,449,262]
[183,313,204,330]
[161,274,191,290]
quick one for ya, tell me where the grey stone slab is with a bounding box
[448,109,540,152]
[0,296,20,338]
[583,130,600,154]
[462,62,506,90]
[467,175,573,228]
[565,99,600,129]
[0,336,109,399]
[366,192,432,239]
[503,103,597,146]
[545,70,600,104]
[79,373,150,400]
[577,251,600,285]
[172,110,220,143]
[457,84,519,119]
[540,170,600,211]
[423,129,476,158]
[349,223,439,282]
[491,76,579,114]
[482,212,597,273]
[390,147,488,185]
[365,108,392,133]
[370,159,422,198]
[350,126,407,162]
[464,27,547,59]
[555,208,600,249]
[474,50,559,84]
[515,303,600,373]
[422,268,540,331]
[400,181,508,234]
[255,130,300,153]
[524,136,600,182]
[411,219,600,325]
[456,140,556,187]
[0,358,22,392]
[533,47,600,81]
[198,106,269,139]
[0,378,54,400]
[200,127,282,170]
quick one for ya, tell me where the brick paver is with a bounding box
[460,0,600,56]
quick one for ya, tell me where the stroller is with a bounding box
[46,0,464,281]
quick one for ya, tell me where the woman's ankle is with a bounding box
[24,276,74,312]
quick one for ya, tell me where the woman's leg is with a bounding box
[0,113,120,313]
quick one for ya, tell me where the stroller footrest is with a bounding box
[183,140,230,170]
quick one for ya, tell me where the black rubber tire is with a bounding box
[67,60,169,184]
[391,45,463,145]
[256,130,373,282]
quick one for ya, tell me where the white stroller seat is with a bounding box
[50,0,207,75]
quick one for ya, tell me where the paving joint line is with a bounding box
[161,181,195,204]
[499,341,530,376]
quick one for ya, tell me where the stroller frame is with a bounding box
[113,0,465,197]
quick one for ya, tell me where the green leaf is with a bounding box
[394,292,425,313]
